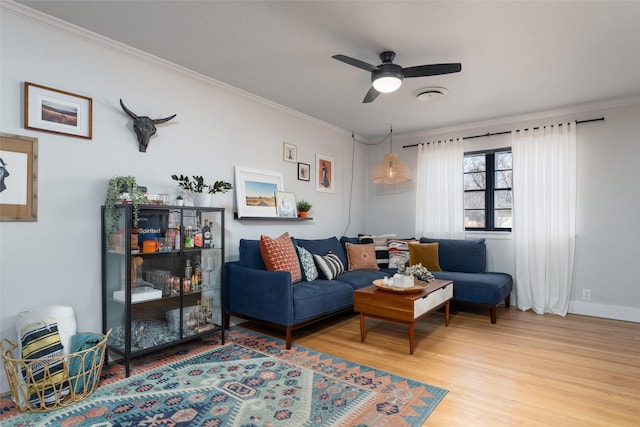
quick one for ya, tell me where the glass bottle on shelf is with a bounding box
[194,226,203,248]
[202,219,212,248]
[184,226,194,249]
[193,255,202,291]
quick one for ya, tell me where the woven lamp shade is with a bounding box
[371,152,412,184]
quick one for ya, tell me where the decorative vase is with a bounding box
[299,211,308,218]
[191,193,212,207]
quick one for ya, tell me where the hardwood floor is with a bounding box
[237,305,640,426]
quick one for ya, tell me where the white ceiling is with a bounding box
[16,1,640,138]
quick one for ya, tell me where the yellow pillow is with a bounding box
[408,242,442,271]
[346,242,379,271]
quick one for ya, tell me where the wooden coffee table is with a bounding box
[354,279,453,354]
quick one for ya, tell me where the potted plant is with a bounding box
[396,252,435,283]
[171,174,232,206]
[175,195,184,206]
[104,176,148,234]
[297,199,312,218]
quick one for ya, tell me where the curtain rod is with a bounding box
[401,117,604,148]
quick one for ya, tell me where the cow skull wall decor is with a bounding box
[120,99,176,152]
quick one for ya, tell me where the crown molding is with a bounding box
[396,95,640,142]
[2,1,350,137]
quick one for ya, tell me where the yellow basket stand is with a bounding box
[1,330,111,412]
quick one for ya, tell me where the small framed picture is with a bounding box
[275,191,297,217]
[283,142,297,163]
[297,162,310,181]
[316,154,334,193]
[24,82,92,139]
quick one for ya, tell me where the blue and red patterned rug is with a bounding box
[1,327,447,426]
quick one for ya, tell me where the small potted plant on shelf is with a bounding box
[296,199,312,218]
[104,176,148,234]
[171,174,233,206]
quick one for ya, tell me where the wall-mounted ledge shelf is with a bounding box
[234,213,313,221]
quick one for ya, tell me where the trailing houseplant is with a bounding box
[104,176,148,234]
[296,199,312,217]
[171,174,233,194]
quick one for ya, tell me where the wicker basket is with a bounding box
[1,330,110,412]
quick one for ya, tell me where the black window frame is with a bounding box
[464,148,512,232]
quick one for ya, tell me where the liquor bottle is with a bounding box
[194,219,203,248]
[202,219,212,248]
[184,226,194,249]
[194,255,202,287]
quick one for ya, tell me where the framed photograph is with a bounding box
[315,154,334,193]
[297,162,310,181]
[283,142,297,163]
[24,82,93,139]
[234,166,284,218]
[0,133,38,221]
[275,191,297,217]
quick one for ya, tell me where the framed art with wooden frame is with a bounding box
[24,82,93,139]
[275,191,297,217]
[297,162,310,181]
[315,154,334,193]
[234,166,284,218]
[0,133,38,221]
[283,142,297,163]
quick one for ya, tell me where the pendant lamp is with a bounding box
[371,127,412,184]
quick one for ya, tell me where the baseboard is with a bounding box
[568,301,640,323]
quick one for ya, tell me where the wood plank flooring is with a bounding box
[237,305,640,426]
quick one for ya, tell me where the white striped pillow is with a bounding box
[359,233,396,268]
[313,252,345,280]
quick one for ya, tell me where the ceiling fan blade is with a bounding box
[403,63,462,78]
[363,86,380,103]
[332,54,379,72]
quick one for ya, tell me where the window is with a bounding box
[464,149,512,231]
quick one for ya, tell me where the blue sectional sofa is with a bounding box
[224,235,512,348]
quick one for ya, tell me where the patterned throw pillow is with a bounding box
[20,318,69,407]
[260,232,302,283]
[313,252,345,280]
[358,233,396,268]
[345,242,379,271]
[296,245,319,281]
[387,239,419,268]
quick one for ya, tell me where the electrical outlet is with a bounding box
[582,289,592,301]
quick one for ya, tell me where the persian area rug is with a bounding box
[1,327,447,426]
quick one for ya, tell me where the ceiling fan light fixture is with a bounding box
[372,75,403,93]
[372,65,404,93]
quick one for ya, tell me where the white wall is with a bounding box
[0,4,369,392]
[367,101,640,323]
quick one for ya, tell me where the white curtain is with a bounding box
[415,138,464,239]
[512,124,576,316]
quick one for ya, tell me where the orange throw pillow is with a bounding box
[346,242,379,271]
[408,242,442,271]
[260,232,302,283]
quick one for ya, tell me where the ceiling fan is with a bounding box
[332,51,461,103]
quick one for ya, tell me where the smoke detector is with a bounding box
[416,87,448,102]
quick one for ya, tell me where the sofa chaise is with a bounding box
[224,234,512,348]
